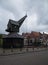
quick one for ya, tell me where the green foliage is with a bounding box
[0,34,2,38]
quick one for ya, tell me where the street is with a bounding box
[0,50,48,65]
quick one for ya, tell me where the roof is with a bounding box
[22,31,42,38]
[31,32,41,37]
[9,14,27,26]
[3,33,24,39]
[18,14,27,27]
[22,33,31,38]
[9,19,19,26]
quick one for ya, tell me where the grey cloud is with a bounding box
[0,7,15,34]
[0,0,48,34]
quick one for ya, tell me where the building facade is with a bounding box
[22,31,48,47]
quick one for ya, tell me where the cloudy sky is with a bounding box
[0,0,48,34]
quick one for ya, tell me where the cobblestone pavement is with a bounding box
[0,49,48,65]
[0,47,48,56]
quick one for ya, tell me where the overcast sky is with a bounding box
[0,0,48,34]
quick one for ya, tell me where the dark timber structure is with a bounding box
[3,15,27,48]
